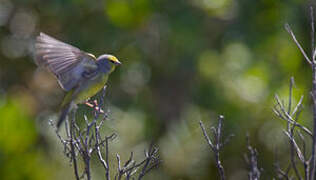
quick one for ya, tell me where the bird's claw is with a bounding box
[84,100,104,113]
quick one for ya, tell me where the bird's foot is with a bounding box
[84,100,104,113]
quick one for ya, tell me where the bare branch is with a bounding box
[272,76,314,179]
[244,134,262,180]
[199,120,215,151]
[274,148,291,180]
[138,145,161,180]
[274,94,312,137]
[291,95,304,117]
[309,6,316,180]
[51,86,160,180]
[284,130,305,163]
[284,23,312,65]
[70,108,80,180]
[288,78,302,180]
[311,6,315,60]
[200,115,233,180]
[288,77,294,114]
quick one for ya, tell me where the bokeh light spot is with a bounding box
[9,9,37,38]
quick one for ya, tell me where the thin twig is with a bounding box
[285,23,312,65]
[200,115,232,180]
[284,130,305,163]
[138,145,161,180]
[288,78,302,180]
[311,6,315,61]
[70,108,80,180]
[244,134,261,180]
[199,121,215,151]
[310,6,316,180]
[274,148,290,180]
[274,95,312,137]
[273,77,313,179]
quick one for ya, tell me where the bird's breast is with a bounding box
[74,74,109,104]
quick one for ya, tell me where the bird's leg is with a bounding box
[84,101,94,108]
[92,100,105,114]
[84,100,104,113]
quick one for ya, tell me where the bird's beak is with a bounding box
[114,60,121,65]
[109,56,121,65]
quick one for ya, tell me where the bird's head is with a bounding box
[98,54,121,65]
[97,54,121,73]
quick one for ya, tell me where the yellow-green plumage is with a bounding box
[76,75,109,103]
[61,73,109,106]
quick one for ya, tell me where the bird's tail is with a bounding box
[57,101,72,129]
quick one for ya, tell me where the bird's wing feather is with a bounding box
[35,32,98,91]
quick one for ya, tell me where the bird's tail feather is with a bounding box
[57,102,72,129]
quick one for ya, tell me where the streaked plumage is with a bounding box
[35,32,121,128]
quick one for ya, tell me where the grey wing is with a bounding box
[56,58,98,91]
[35,32,98,91]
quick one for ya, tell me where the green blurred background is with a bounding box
[0,0,315,179]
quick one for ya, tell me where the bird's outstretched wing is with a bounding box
[35,32,98,91]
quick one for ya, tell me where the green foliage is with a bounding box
[0,96,53,180]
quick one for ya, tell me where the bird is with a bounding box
[34,32,121,128]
